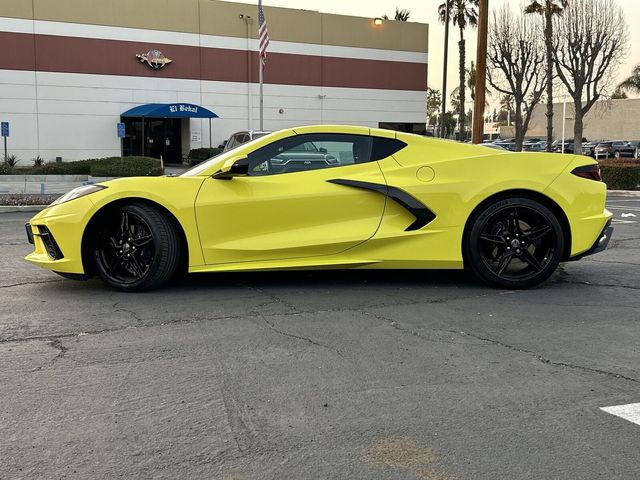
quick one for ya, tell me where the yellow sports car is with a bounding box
[24,125,612,292]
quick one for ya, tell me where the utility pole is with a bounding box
[439,2,450,139]
[472,0,489,144]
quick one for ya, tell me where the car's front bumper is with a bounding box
[24,196,95,274]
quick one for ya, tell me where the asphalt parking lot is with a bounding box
[1,194,639,480]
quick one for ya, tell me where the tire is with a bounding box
[465,196,565,289]
[92,203,179,292]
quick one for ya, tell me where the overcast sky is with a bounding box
[229,0,639,103]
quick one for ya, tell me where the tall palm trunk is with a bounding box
[458,27,466,140]
[544,3,554,152]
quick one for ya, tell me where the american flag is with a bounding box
[258,0,270,65]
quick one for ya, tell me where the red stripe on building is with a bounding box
[0,32,427,91]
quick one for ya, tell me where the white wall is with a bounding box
[0,69,427,162]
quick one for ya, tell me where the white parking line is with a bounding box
[612,219,637,224]
[601,403,640,426]
[608,206,640,211]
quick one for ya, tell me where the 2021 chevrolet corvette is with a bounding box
[25,125,613,291]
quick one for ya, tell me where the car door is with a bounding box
[194,131,387,265]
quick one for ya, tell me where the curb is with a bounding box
[0,205,48,214]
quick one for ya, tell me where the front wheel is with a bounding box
[465,197,565,289]
[92,203,179,291]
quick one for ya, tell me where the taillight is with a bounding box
[571,164,602,182]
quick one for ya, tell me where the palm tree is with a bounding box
[382,8,411,21]
[438,1,479,140]
[450,62,490,116]
[524,0,569,151]
[617,64,640,95]
[611,87,628,100]
[499,94,515,124]
[466,61,490,104]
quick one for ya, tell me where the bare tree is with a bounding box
[487,6,546,151]
[553,0,627,147]
[524,0,569,151]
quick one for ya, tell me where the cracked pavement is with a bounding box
[1,194,639,479]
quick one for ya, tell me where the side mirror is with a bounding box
[213,156,249,179]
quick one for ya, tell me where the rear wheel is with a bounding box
[92,203,179,291]
[465,197,565,289]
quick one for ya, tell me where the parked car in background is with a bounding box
[594,141,635,158]
[553,138,589,154]
[627,141,640,159]
[482,143,507,151]
[522,142,545,152]
[493,139,516,151]
[552,141,576,153]
[223,130,272,152]
[582,141,600,157]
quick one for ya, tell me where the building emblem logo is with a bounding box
[136,49,172,69]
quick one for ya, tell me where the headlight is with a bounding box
[50,184,107,206]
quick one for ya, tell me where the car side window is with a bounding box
[247,134,374,176]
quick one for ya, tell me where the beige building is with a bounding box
[0,0,428,162]
[526,98,640,141]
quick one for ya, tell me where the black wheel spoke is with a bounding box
[495,253,514,276]
[108,236,120,251]
[521,249,543,272]
[107,256,123,275]
[480,234,505,245]
[129,254,145,278]
[120,212,129,236]
[131,235,152,247]
[509,208,521,233]
[523,225,552,242]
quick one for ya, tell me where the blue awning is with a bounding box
[121,103,219,119]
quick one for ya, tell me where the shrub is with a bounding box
[0,162,12,174]
[19,156,162,177]
[29,160,91,175]
[600,161,640,190]
[32,155,44,166]
[89,157,163,177]
[4,154,19,167]
[187,147,223,164]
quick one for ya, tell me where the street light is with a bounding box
[373,17,383,26]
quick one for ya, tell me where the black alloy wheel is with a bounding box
[466,197,564,289]
[93,203,179,291]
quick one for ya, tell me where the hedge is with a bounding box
[600,160,640,190]
[2,156,163,177]
[187,147,223,164]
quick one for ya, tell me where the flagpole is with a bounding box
[258,0,268,131]
[259,59,264,130]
